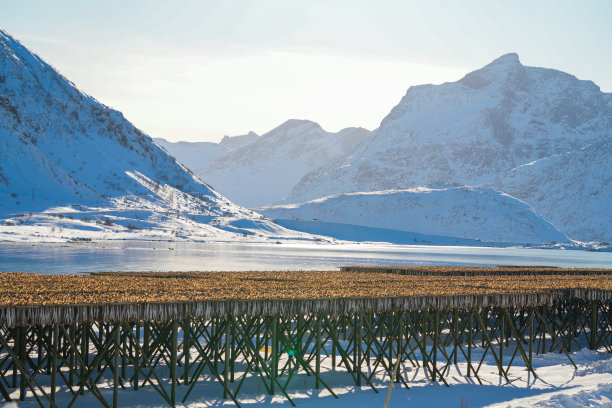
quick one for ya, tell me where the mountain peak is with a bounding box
[487,53,521,67]
[265,119,323,136]
[219,131,259,150]
[458,53,525,89]
[278,119,321,129]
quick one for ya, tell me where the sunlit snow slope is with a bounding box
[492,139,612,243]
[0,29,312,242]
[259,185,567,244]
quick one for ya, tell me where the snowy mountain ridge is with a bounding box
[264,53,611,243]
[0,28,317,242]
[195,120,371,207]
[156,122,371,208]
[285,53,611,204]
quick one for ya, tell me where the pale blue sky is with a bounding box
[3,0,611,142]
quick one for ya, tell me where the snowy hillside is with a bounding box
[259,185,568,244]
[492,139,612,243]
[286,54,612,204]
[196,120,370,207]
[0,29,317,243]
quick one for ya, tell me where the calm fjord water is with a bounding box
[1,241,611,274]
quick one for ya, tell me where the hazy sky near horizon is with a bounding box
[3,0,612,142]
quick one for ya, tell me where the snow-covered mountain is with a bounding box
[154,131,261,175]
[491,139,612,243]
[194,120,371,207]
[259,185,568,244]
[153,138,227,173]
[219,131,259,150]
[0,29,315,242]
[285,54,611,205]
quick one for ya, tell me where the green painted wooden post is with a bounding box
[121,324,127,381]
[366,313,372,366]
[264,317,269,362]
[134,324,140,391]
[529,307,534,368]
[80,323,88,395]
[422,311,428,370]
[331,317,337,370]
[171,320,178,407]
[45,325,51,376]
[499,310,504,376]
[297,314,303,375]
[590,301,598,350]
[69,323,76,388]
[51,324,58,403]
[37,326,43,372]
[356,313,362,386]
[396,312,403,384]
[540,307,547,355]
[231,318,236,384]
[213,318,220,371]
[19,326,26,401]
[143,322,150,389]
[271,316,278,395]
[113,324,120,408]
[482,308,487,348]
[387,313,393,373]
[467,310,473,377]
[224,315,230,398]
[10,328,17,389]
[453,309,459,365]
[184,318,190,385]
[433,309,439,382]
[316,314,321,389]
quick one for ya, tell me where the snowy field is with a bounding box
[3,344,612,407]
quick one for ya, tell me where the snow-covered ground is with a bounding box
[4,344,612,407]
[0,202,325,244]
[259,185,568,244]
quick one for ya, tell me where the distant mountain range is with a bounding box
[0,29,314,242]
[158,121,370,207]
[162,53,611,244]
[2,24,608,246]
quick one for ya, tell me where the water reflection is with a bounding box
[0,241,611,274]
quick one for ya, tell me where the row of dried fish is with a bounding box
[0,271,611,306]
[340,266,612,276]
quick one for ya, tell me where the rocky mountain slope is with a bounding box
[492,139,612,243]
[285,54,611,206]
[0,29,313,242]
[259,185,568,244]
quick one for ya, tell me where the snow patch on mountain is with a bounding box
[492,138,612,243]
[259,185,568,244]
